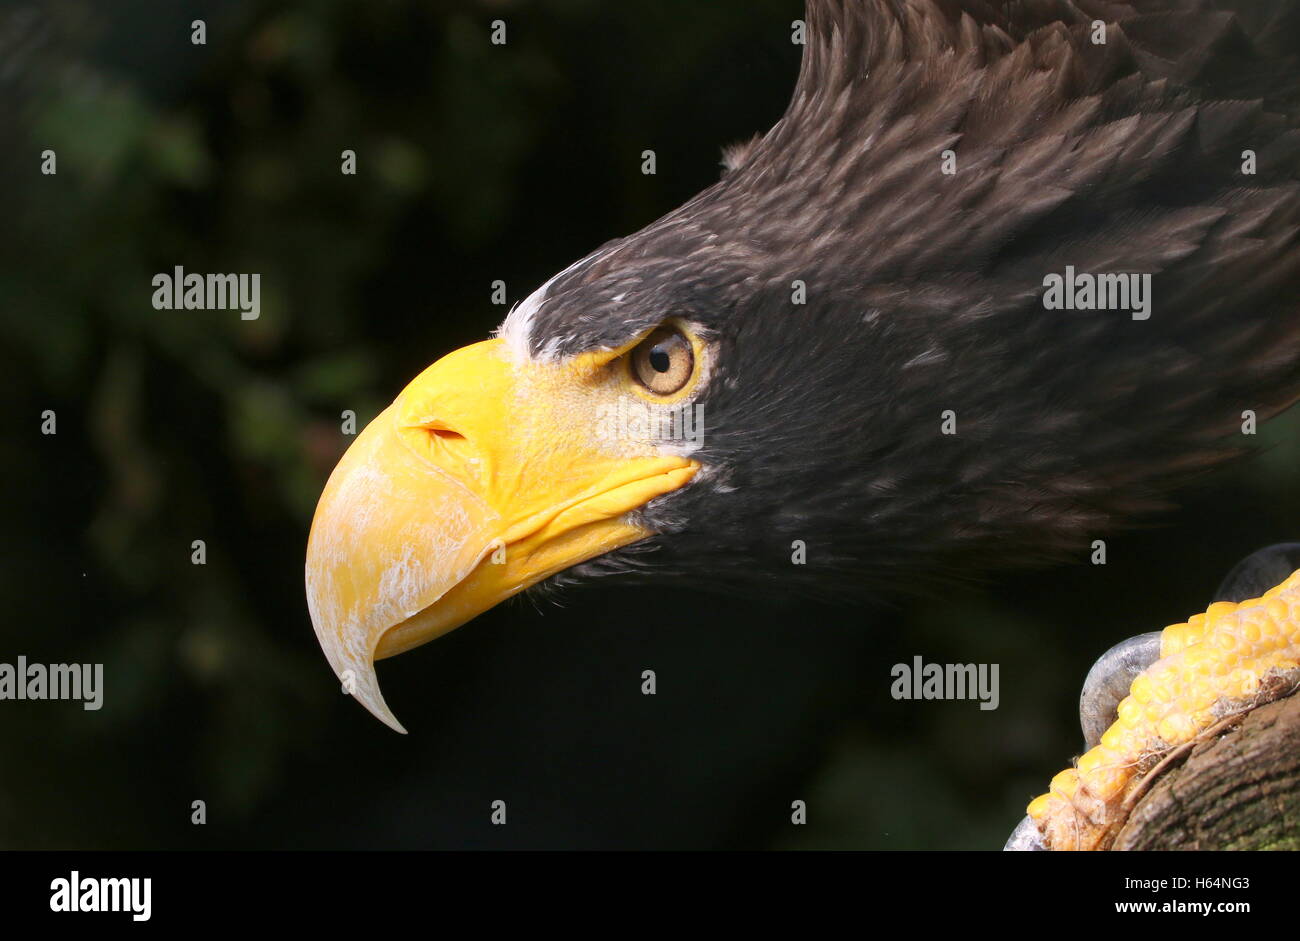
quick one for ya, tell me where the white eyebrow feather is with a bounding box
[496,287,546,362]
[494,246,620,362]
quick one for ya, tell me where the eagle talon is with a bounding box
[1214,543,1300,605]
[1079,632,1163,751]
[1003,815,1046,852]
[1027,562,1300,850]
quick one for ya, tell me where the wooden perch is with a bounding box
[1113,693,1300,850]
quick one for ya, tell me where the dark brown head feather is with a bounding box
[523,0,1300,597]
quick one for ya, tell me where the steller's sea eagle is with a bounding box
[305,0,1300,845]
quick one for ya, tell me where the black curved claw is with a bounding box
[1078,631,1163,751]
[1213,542,1300,605]
[1003,814,1045,851]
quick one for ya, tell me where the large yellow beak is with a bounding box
[305,338,698,732]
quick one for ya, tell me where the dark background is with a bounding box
[2,0,1297,849]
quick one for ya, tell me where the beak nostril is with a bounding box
[416,421,466,441]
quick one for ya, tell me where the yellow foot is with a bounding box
[1028,568,1300,850]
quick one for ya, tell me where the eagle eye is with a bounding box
[629,326,695,396]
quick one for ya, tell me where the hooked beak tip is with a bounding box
[307,580,409,734]
[348,662,408,734]
[337,653,409,735]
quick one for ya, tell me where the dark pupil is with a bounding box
[649,345,672,373]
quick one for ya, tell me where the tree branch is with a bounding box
[1113,693,1300,850]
